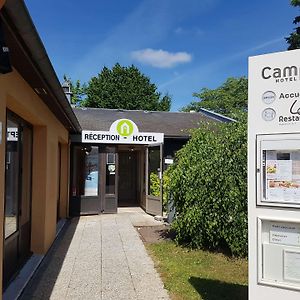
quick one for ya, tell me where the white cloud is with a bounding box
[131,48,192,68]
[174,27,184,34]
[70,0,216,80]
[158,36,284,90]
[174,26,204,37]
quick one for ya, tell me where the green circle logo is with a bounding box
[116,120,134,137]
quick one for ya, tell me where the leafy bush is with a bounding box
[150,172,160,197]
[167,120,247,257]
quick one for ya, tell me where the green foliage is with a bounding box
[71,80,86,105]
[82,63,171,111]
[182,77,248,120]
[150,172,161,197]
[63,75,86,105]
[291,0,300,7]
[167,120,247,257]
[286,0,300,50]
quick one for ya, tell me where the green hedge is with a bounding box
[167,120,247,257]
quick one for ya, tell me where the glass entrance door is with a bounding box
[70,145,118,215]
[70,145,100,215]
[3,113,32,289]
[146,144,163,216]
[100,147,118,213]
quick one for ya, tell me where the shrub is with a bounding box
[167,120,247,257]
[150,172,160,197]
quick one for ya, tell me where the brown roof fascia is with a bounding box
[0,0,81,133]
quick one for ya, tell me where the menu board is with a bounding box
[265,150,300,204]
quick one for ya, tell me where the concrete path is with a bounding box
[20,208,169,300]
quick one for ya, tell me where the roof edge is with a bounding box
[197,108,236,123]
[1,0,81,132]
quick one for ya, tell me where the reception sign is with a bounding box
[7,127,18,141]
[82,119,164,145]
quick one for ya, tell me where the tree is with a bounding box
[82,63,171,111]
[286,0,300,50]
[63,75,86,105]
[182,77,248,119]
[166,119,248,257]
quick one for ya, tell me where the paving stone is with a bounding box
[20,208,169,300]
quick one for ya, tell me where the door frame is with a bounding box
[145,143,163,216]
[118,150,139,207]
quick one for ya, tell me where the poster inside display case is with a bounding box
[263,149,300,205]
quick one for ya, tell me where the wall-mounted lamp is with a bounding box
[0,18,12,74]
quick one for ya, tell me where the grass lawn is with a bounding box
[146,241,248,300]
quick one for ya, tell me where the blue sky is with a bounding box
[26,0,296,111]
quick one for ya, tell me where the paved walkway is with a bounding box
[20,208,169,300]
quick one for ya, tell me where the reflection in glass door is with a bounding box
[70,145,100,215]
[84,147,99,196]
[102,150,118,213]
[3,113,33,289]
[5,119,20,240]
[106,153,116,194]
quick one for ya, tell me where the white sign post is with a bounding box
[249,49,300,299]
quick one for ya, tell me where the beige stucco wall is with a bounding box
[0,68,70,294]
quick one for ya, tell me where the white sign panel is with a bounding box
[249,50,300,133]
[284,250,300,282]
[82,119,164,145]
[249,50,300,299]
[7,127,18,141]
[269,222,300,247]
[165,158,174,165]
